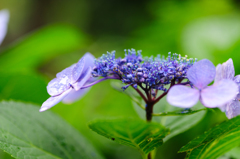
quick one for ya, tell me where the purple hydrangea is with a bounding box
[215,58,240,119]
[92,49,196,92]
[41,49,195,115]
[167,59,238,108]
[39,53,95,112]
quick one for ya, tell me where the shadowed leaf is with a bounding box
[0,101,104,159]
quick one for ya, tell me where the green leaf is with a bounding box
[179,116,240,159]
[111,82,206,142]
[0,101,104,159]
[88,118,169,158]
[0,24,86,73]
[0,73,49,104]
[152,108,206,116]
[134,100,206,141]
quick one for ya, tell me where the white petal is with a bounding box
[167,85,200,108]
[222,58,235,80]
[225,100,240,119]
[56,64,75,81]
[62,87,90,104]
[234,75,240,100]
[72,68,92,91]
[187,59,216,89]
[214,64,222,83]
[40,88,73,112]
[72,56,85,83]
[0,9,9,45]
[201,79,238,108]
[82,53,95,72]
[47,77,71,96]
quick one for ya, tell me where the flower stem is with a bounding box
[146,102,154,122]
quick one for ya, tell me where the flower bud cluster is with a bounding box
[92,49,196,91]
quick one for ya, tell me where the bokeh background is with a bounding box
[0,0,240,158]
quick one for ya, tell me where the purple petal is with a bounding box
[214,64,222,83]
[62,88,90,104]
[0,9,9,45]
[201,79,238,108]
[222,58,235,80]
[40,88,73,112]
[218,105,226,112]
[167,85,200,108]
[82,53,95,72]
[72,68,92,91]
[225,100,240,119]
[72,56,85,83]
[47,77,71,96]
[187,59,216,89]
[56,64,75,80]
[234,75,240,100]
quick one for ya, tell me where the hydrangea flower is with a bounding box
[0,9,9,45]
[215,58,240,119]
[92,49,195,92]
[167,59,238,108]
[40,53,95,112]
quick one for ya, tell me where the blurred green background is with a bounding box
[0,0,240,158]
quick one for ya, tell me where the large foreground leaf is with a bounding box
[179,116,240,159]
[0,24,86,72]
[88,118,169,158]
[0,101,104,159]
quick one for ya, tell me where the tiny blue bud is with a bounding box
[137,72,143,77]
[127,63,133,67]
[133,84,137,89]
[127,74,132,79]
[137,68,143,72]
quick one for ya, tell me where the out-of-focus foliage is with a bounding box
[0,73,48,104]
[0,0,240,158]
[0,24,86,73]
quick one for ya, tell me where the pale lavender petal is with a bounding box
[234,75,240,100]
[40,88,73,112]
[0,9,9,45]
[222,58,235,80]
[225,100,240,119]
[62,88,90,104]
[47,77,71,96]
[56,64,75,80]
[72,68,92,91]
[72,56,85,83]
[82,53,95,72]
[201,79,238,108]
[167,85,200,108]
[218,105,226,112]
[86,76,98,84]
[214,64,222,83]
[187,59,216,89]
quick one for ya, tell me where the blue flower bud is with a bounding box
[137,68,143,72]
